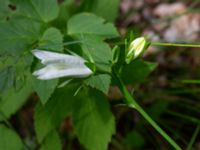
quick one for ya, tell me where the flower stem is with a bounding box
[151,42,200,48]
[114,72,182,150]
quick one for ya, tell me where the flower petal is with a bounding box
[32,49,85,65]
[33,64,92,80]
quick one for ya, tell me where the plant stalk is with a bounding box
[114,72,182,150]
[151,42,200,48]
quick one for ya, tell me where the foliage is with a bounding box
[0,1,122,149]
[1,0,188,150]
[0,125,24,150]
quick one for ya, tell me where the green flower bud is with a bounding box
[126,37,148,64]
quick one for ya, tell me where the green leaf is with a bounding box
[35,85,115,150]
[0,16,41,54]
[33,78,58,105]
[68,13,119,38]
[77,34,112,72]
[34,84,78,142]
[83,0,120,22]
[14,54,33,90]
[0,0,11,21]
[0,66,15,92]
[34,103,55,143]
[122,59,157,84]
[0,124,23,150]
[67,13,119,72]
[0,73,33,120]
[40,130,61,150]
[85,74,111,94]
[12,0,59,22]
[72,90,115,150]
[67,13,118,72]
[0,54,33,93]
[39,27,64,51]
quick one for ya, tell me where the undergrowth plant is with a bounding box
[1,0,200,150]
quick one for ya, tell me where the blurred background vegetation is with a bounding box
[1,0,200,150]
[113,0,200,149]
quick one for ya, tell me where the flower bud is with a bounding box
[126,37,148,64]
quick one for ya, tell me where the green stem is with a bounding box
[151,42,200,48]
[186,125,200,150]
[114,72,182,150]
[63,40,82,46]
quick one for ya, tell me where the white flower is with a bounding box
[32,50,93,80]
[126,37,148,64]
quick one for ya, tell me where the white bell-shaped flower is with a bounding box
[32,50,93,80]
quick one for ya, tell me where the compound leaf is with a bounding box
[72,90,115,150]
[68,13,119,38]
[85,74,111,94]
[12,0,59,22]
[39,27,64,51]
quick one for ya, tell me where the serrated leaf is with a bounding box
[0,16,41,54]
[0,124,23,150]
[34,84,78,142]
[72,90,115,150]
[122,59,157,84]
[0,73,33,120]
[85,74,111,94]
[34,103,55,143]
[68,13,119,38]
[40,130,61,150]
[0,54,33,93]
[0,66,15,92]
[0,54,33,121]
[33,78,58,105]
[35,85,115,150]
[12,0,59,22]
[78,34,112,72]
[67,13,118,72]
[39,27,64,51]
[14,54,33,90]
